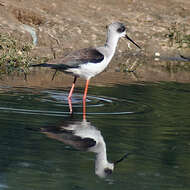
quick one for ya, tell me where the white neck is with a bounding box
[94,141,110,176]
[104,31,120,59]
[95,143,107,164]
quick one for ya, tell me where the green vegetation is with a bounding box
[166,22,190,48]
[0,33,47,76]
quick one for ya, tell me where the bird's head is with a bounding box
[96,162,114,178]
[95,153,130,178]
[107,22,141,49]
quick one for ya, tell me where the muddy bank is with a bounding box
[1,57,190,89]
[0,0,190,86]
[0,0,190,56]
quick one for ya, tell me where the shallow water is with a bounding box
[0,82,190,190]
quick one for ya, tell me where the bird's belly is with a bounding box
[67,60,109,80]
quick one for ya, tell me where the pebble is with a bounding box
[155,52,160,57]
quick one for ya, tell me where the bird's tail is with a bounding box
[31,63,53,68]
[31,63,61,70]
[31,63,71,70]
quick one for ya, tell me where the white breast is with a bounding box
[66,57,110,80]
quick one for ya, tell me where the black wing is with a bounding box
[52,48,104,69]
[32,48,104,70]
[41,126,96,151]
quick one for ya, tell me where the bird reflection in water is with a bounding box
[41,117,129,178]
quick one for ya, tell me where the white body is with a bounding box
[66,24,126,80]
[61,120,114,178]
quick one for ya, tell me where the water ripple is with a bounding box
[0,88,152,116]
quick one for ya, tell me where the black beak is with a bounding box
[114,153,131,166]
[125,34,141,49]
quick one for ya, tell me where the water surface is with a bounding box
[0,82,190,190]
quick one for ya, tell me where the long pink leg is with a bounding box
[68,76,77,99]
[83,79,90,120]
[83,79,89,101]
[68,77,77,113]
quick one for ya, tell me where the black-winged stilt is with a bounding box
[41,119,129,178]
[32,22,141,114]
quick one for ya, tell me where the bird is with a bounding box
[32,22,141,113]
[41,118,130,178]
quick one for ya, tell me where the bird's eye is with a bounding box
[104,168,113,175]
[117,26,126,33]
